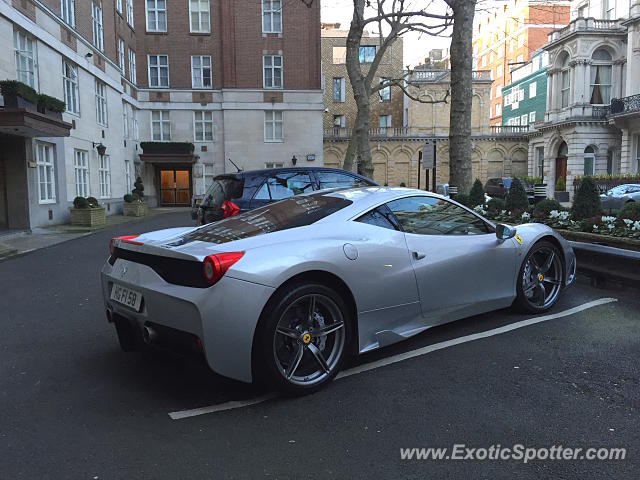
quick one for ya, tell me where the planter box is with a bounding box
[2,94,35,111]
[555,229,640,252]
[70,207,106,227]
[554,191,570,202]
[123,202,148,217]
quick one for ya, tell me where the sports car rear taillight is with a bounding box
[202,252,244,285]
[109,235,142,255]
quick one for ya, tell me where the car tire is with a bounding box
[254,282,350,396]
[514,241,564,314]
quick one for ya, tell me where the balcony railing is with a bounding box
[591,105,610,118]
[408,69,491,83]
[323,125,530,139]
[610,94,640,116]
[547,17,625,43]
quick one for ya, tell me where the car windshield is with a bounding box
[606,185,638,196]
[183,193,352,244]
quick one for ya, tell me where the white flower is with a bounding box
[608,224,614,230]
[549,210,560,218]
[500,210,507,215]
[522,212,531,221]
[593,225,599,231]
[602,216,616,223]
[623,219,633,226]
[633,221,640,232]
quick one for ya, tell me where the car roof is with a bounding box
[215,167,375,183]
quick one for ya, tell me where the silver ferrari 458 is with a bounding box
[102,187,576,394]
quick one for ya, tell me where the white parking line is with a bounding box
[169,297,617,420]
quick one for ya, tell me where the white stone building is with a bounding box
[527,0,640,198]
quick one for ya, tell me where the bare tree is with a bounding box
[446,0,477,193]
[341,0,453,178]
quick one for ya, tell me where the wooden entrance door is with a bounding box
[160,169,191,206]
[555,156,567,186]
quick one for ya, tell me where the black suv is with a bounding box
[191,167,377,225]
[484,177,534,203]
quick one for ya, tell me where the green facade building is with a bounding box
[502,51,548,129]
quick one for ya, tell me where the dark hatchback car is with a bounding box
[191,167,377,225]
[484,177,534,203]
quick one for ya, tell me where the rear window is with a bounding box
[183,193,352,244]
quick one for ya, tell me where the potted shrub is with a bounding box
[468,178,485,208]
[70,196,106,227]
[571,176,601,221]
[123,177,147,216]
[554,177,569,203]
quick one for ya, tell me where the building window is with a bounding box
[148,55,169,87]
[333,114,345,128]
[203,163,216,189]
[95,79,108,126]
[151,110,171,141]
[529,111,536,123]
[496,85,502,97]
[578,4,587,17]
[517,34,524,48]
[333,77,345,102]
[116,0,122,14]
[489,52,494,64]
[378,114,391,132]
[607,149,615,175]
[128,49,136,83]
[99,155,111,198]
[265,162,284,169]
[264,110,283,142]
[194,111,213,141]
[123,101,129,138]
[118,38,125,72]
[126,0,134,27]
[378,78,391,102]
[14,30,36,88]
[263,55,282,88]
[560,54,570,108]
[61,0,75,26]
[529,81,536,98]
[146,0,167,32]
[495,103,502,116]
[359,46,376,63]
[190,0,210,33]
[36,142,56,203]
[584,146,595,176]
[590,48,612,105]
[91,2,104,51]
[74,150,89,198]
[191,56,212,88]
[125,159,131,193]
[332,47,346,64]
[262,0,282,33]
[536,146,544,179]
[496,64,503,78]
[521,114,528,126]
[132,107,139,140]
[63,61,79,115]
[603,0,615,19]
[481,55,487,67]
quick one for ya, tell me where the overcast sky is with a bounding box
[320,0,454,67]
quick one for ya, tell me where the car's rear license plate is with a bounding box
[111,284,143,311]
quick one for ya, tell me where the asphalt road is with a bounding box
[1,211,639,479]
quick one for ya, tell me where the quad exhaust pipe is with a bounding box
[142,324,158,344]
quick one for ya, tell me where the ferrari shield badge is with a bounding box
[515,234,523,245]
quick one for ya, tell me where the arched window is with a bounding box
[558,141,568,158]
[560,53,571,108]
[590,49,612,105]
[584,146,596,176]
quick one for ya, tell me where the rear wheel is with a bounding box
[256,283,349,395]
[515,241,564,313]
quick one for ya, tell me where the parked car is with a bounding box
[485,177,534,203]
[191,167,377,225]
[104,187,576,394]
[600,184,640,211]
[437,183,492,203]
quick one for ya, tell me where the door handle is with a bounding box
[413,251,426,260]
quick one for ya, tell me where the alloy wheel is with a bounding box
[521,245,563,309]
[272,294,346,387]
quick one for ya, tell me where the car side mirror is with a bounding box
[496,224,516,241]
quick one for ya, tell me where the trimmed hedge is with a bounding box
[571,176,601,220]
[619,202,640,221]
[140,142,195,154]
[0,80,66,112]
[468,178,485,208]
[505,178,528,212]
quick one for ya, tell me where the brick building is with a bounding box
[466,0,570,127]
[321,24,404,134]
[0,0,322,230]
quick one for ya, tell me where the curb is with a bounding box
[0,243,18,260]
[570,240,640,288]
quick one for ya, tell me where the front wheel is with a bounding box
[515,241,564,313]
[255,283,349,395]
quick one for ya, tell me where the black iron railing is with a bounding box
[591,105,610,118]
[610,94,640,116]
